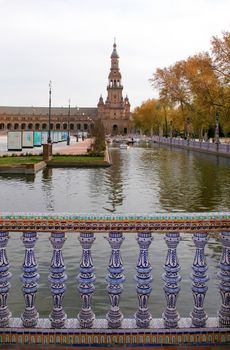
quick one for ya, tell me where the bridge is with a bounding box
[0,212,230,347]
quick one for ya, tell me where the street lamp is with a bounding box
[170,120,173,143]
[215,111,220,145]
[47,80,52,144]
[67,99,70,145]
[187,117,190,145]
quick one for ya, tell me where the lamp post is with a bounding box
[215,111,220,144]
[187,117,190,145]
[87,117,94,137]
[170,120,173,144]
[67,99,70,145]
[47,81,52,144]
[215,111,220,152]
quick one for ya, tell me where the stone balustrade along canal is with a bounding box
[152,136,230,157]
[0,211,230,347]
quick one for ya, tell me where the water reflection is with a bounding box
[0,173,35,183]
[1,145,230,318]
[103,149,124,212]
[0,145,229,213]
[155,146,230,212]
[41,167,55,211]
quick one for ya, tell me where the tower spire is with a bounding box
[111,39,119,59]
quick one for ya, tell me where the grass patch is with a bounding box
[0,156,43,165]
[52,155,104,161]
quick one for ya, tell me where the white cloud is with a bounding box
[0,0,229,108]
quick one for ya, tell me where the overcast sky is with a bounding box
[0,0,229,110]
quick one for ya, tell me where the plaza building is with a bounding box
[0,42,131,136]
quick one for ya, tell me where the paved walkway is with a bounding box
[53,138,92,155]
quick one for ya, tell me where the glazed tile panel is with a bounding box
[0,211,230,232]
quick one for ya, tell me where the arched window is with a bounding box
[63,123,67,130]
[50,123,54,130]
[28,123,33,130]
[84,123,88,130]
[0,123,5,130]
[56,123,61,130]
[14,123,19,130]
[70,123,74,130]
[7,123,12,130]
[112,124,118,135]
[77,123,81,130]
[42,123,47,130]
[35,123,40,130]
[21,123,26,130]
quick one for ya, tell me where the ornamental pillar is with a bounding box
[77,232,96,328]
[49,232,67,328]
[0,232,12,327]
[21,232,39,328]
[162,232,181,328]
[106,231,125,328]
[190,232,209,327]
[218,231,230,327]
[134,232,153,328]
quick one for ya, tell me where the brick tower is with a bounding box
[97,41,131,135]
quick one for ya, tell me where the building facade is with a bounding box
[0,42,131,135]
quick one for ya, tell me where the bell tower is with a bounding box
[107,41,123,104]
[97,40,131,135]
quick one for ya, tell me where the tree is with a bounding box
[91,119,105,154]
[132,99,164,135]
[150,31,230,137]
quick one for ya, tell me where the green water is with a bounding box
[0,144,229,318]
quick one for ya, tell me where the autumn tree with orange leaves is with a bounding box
[147,31,230,138]
[132,99,165,135]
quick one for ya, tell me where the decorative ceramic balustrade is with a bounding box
[0,212,230,347]
[153,136,230,157]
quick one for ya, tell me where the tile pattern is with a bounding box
[0,317,230,346]
[0,211,230,233]
[0,212,229,346]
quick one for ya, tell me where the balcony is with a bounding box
[0,212,230,347]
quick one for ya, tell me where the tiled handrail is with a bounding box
[0,211,230,232]
[0,212,230,346]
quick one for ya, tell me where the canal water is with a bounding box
[0,144,230,319]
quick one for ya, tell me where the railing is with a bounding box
[0,212,230,346]
[153,136,230,156]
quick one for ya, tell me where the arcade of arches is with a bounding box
[0,42,131,136]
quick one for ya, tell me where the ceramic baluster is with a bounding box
[106,231,125,328]
[0,232,12,327]
[218,231,230,327]
[77,232,96,328]
[49,232,67,328]
[134,232,153,328]
[190,231,209,327]
[21,231,39,327]
[162,232,181,328]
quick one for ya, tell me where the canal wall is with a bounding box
[152,136,230,158]
[0,161,46,174]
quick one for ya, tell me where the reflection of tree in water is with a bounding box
[157,148,230,212]
[41,167,55,211]
[103,149,124,212]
